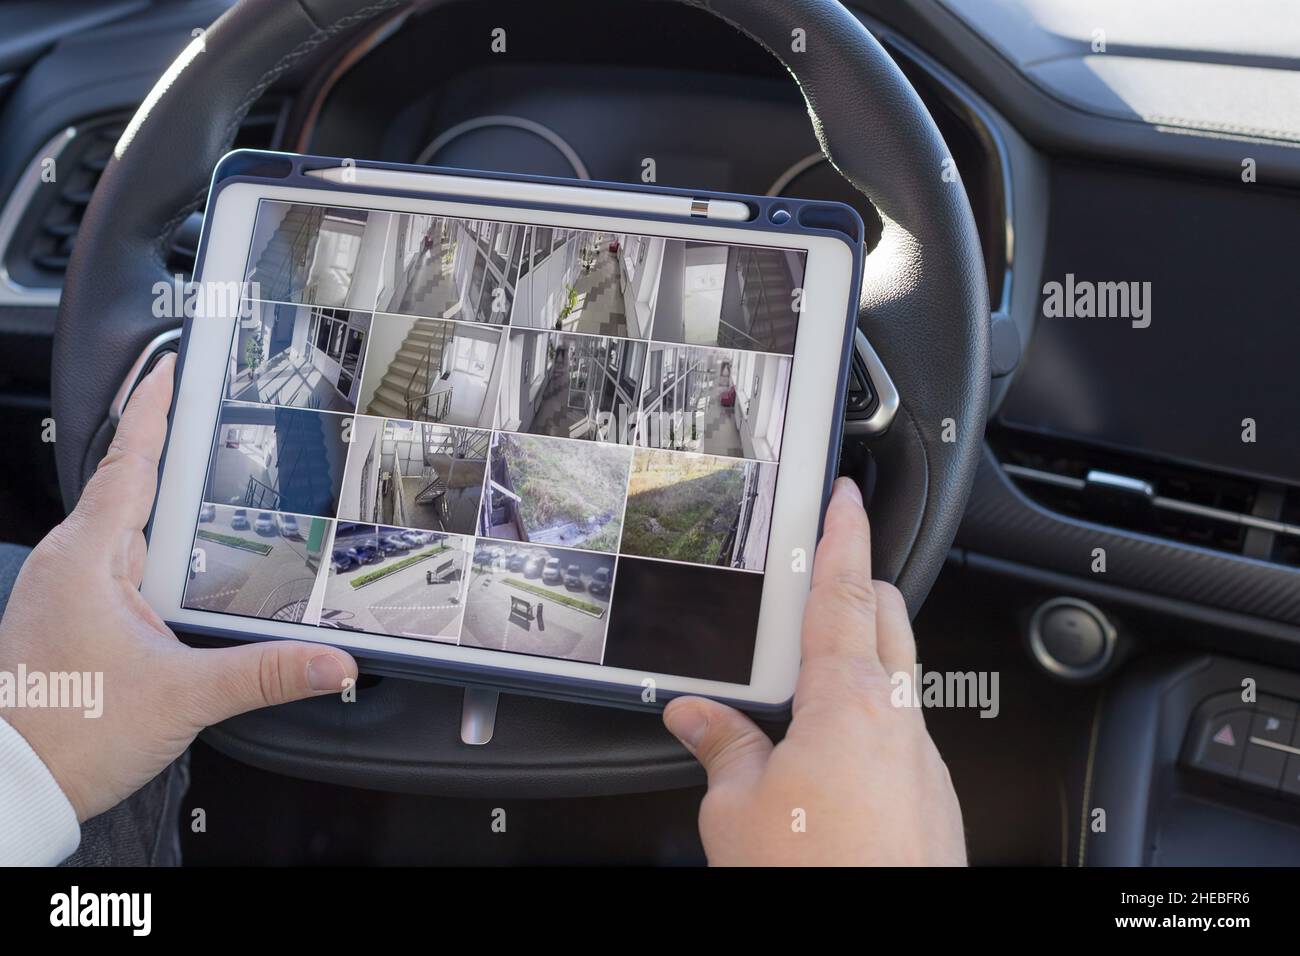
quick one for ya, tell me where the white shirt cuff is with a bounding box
[0,715,81,866]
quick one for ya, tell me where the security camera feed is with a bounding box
[245,203,391,309]
[337,417,487,535]
[227,300,370,412]
[639,344,790,461]
[187,198,811,682]
[622,449,777,571]
[461,541,615,663]
[183,504,332,624]
[376,215,520,324]
[511,229,652,338]
[316,523,470,642]
[649,239,805,354]
[354,314,503,427]
[203,403,349,518]
[495,330,646,443]
[479,431,631,552]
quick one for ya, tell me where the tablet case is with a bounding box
[154,149,865,717]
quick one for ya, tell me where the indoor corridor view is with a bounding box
[227,301,368,412]
[497,330,646,443]
[383,218,464,319]
[561,233,628,337]
[638,344,790,460]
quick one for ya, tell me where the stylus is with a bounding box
[305,166,754,222]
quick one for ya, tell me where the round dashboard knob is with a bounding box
[1028,597,1116,680]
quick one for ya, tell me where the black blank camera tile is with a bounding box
[603,557,760,685]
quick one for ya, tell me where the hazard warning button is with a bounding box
[1189,709,1251,779]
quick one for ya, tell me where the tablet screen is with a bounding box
[182,200,805,684]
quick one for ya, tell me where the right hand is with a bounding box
[663,477,967,866]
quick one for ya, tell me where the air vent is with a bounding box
[990,428,1300,568]
[5,114,130,286]
[1,97,288,296]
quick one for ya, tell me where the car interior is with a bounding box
[2,0,1298,866]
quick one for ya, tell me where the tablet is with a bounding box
[140,151,863,715]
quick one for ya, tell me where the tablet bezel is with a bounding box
[140,171,858,712]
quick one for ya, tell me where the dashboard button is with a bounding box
[1189,710,1251,778]
[1251,710,1293,747]
[1240,743,1287,790]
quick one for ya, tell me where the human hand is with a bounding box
[0,354,357,822]
[663,477,966,866]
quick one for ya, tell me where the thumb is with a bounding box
[664,697,772,789]
[185,640,359,726]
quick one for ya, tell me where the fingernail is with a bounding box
[664,701,709,750]
[307,654,347,691]
[834,476,863,505]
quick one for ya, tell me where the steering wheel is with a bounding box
[52,0,988,797]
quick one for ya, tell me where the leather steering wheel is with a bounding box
[52,0,988,797]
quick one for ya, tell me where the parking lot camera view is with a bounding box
[184,200,804,678]
[317,523,470,641]
[183,503,330,623]
[461,540,615,662]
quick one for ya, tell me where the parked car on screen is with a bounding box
[508,551,526,572]
[542,557,562,584]
[589,566,611,596]
[524,552,545,578]
[278,514,300,538]
[230,509,250,530]
[331,549,356,573]
[199,503,216,523]
[352,544,383,564]
[563,564,583,589]
[401,530,433,547]
[380,534,410,555]
[255,512,276,535]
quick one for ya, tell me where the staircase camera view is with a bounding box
[203,403,349,518]
[183,503,332,623]
[639,343,791,461]
[376,214,522,324]
[622,449,777,572]
[461,540,615,663]
[479,431,631,552]
[226,300,370,412]
[650,239,805,354]
[317,523,470,641]
[338,417,487,536]
[496,330,646,444]
[355,314,503,426]
[511,229,663,339]
[187,198,809,680]
[245,201,390,310]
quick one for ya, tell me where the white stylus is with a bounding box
[305,165,754,222]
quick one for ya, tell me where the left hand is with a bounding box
[0,353,358,822]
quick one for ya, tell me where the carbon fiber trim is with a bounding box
[957,445,1300,625]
